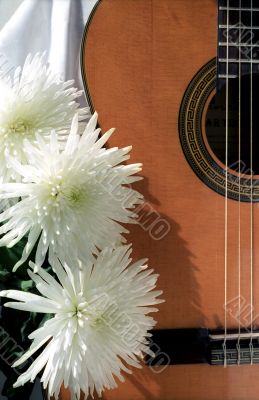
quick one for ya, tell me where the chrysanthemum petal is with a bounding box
[0,111,142,268]
[0,53,89,182]
[1,246,163,399]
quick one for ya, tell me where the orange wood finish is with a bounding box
[74,0,259,398]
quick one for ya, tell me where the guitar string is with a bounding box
[224,0,230,368]
[237,0,242,365]
[250,0,254,364]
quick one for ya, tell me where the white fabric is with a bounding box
[0,0,98,106]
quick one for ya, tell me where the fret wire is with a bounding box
[219,7,259,11]
[218,74,238,78]
[219,25,259,29]
[219,43,259,46]
[219,58,259,62]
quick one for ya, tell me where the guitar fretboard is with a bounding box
[218,0,259,84]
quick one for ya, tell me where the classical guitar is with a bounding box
[79,0,259,399]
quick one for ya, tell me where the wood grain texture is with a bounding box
[77,0,259,398]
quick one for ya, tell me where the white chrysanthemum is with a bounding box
[0,113,143,270]
[0,246,163,399]
[0,53,89,182]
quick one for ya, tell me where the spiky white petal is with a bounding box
[0,246,163,399]
[0,53,89,182]
[0,113,143,270]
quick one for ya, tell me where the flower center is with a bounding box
[48,179,87,208]
[3,119,34,138]
[72,298,106,329]
[64,186,86,205]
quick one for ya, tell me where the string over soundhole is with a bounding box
[179,58,259,202]
[206,74,259,174]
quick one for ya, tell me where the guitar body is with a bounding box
[76,0,259,399]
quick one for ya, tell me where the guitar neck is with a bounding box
[218,0,259,87]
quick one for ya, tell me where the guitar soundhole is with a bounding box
[179,58,259,202]
[206,74,259,175]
